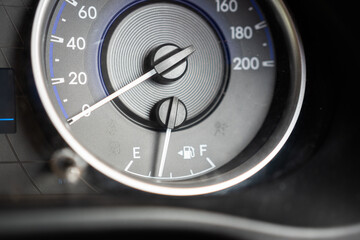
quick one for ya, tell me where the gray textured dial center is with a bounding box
[101,2,227,129]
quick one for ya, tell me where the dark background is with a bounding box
[0,0,359,239]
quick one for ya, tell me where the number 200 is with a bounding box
[233,57,260,70]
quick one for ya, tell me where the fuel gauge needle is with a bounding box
[158,128,172,178]
[156,97,187,178]
[67,45,195,125]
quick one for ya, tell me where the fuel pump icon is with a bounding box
[178,146,195,160]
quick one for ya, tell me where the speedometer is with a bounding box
[31,0,305,196]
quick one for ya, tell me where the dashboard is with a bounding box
[0,0,360,239]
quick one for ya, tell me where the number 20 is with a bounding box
[69,72,87,85]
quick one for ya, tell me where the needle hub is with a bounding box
[147,44,190,85]
[156,97,187,130]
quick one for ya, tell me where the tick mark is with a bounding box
[262,60,275,67]
[255,21,267,30]
[125,161,134,172]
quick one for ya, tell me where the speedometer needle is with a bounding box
[67,45,195,125]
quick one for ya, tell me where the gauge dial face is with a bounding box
[32,0,305,195]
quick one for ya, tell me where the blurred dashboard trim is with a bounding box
[1,207,360,239]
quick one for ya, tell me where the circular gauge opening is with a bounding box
[32,0,305,196]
